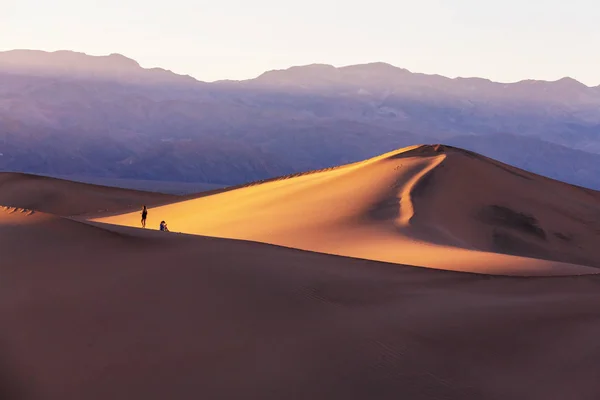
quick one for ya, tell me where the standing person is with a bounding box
[141,205,148,228]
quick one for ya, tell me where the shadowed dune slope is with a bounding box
[0,172,178,216]
[95,145,600,276]
[4,206,600,399]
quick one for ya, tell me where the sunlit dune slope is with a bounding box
[94,145,600,276]
[0,172,177,216]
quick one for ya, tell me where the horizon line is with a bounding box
[1,48,599,88]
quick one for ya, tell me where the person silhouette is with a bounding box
[141,206,148,228]
[159,220,169,232]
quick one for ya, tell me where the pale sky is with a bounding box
[2,0,599,84]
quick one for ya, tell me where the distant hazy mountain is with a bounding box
[228,62,600,153]
[0,50,198,85]
[1,50,600,188]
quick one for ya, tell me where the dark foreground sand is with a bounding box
[2,208,600,399]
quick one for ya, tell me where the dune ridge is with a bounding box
[93,144,600,276]
[0,172,178,216]
[1,206,35,216]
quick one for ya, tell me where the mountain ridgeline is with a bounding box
[1,50,600,188]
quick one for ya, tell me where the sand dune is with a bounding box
[0,172,177,216]
[95,145,600,276]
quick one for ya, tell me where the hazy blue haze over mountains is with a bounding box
[1,50,599,188]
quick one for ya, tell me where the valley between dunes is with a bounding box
[2,144,600,400]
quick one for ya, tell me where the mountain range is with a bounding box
[1,50,599,188]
